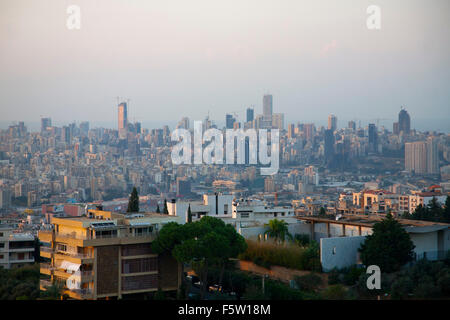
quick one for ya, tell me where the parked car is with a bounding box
[208,284,222,292]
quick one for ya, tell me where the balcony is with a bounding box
[54,250,93,262]
[54,269,93,282]
[40,263,54,275]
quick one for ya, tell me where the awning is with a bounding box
[60,261,81,273]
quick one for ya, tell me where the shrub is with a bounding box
[322,284,348,300]
[413,276,441,299]
[239,240,320,271]
[390,276,414,300]
[327,268,340,285]
[294,273,322,292]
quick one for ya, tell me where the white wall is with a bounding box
[320,236,366,272]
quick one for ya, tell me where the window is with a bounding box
[0,254,3,259]
[0,243,4,248]
[56,243,67,252]
[122,258,157,274]
[224,204,228,214]
[332,247,336,255]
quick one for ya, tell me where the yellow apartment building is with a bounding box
[39,209,183,300]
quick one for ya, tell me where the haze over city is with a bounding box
[1,0,449,132]
[1,0,450,306]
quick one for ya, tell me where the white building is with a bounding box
[0,226,35,269]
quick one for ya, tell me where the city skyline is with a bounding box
[1,0,449,130]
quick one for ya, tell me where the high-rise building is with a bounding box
[393,122,400,135]
[405,141,428,174]
[263,94,273,119]
[226,114,235,129]
[328,114,337,132]
[348,121,356,131]
[80,121,90,137]
[303,124,315,142]
[62,126,72,144]
[368,123,378,153]
[426,136,439,174]
[118,102,128,139]
[398,108,411,134]
[287,124,295,139]
[246,107,254,123]
[272,113,284,130]
[324,129,335,161]
[176,117,190,130]
[41,117,52,134]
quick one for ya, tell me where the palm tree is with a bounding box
[264,219,292,243]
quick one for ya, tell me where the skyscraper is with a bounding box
[398,108,411,134]
[426,136,439,174]
[263,94,273,119]
[118,102,128,139]
[246,107,254,123]
[226,114,235,129]
[272,113,284,130]
[41,117,51,134]
[324,129,335,161]
[348,120,356,131]
[405,141,428,174]
[287,123,295,139]
[368,123,378,153]
[328,114,337,132]
[80,121,89,137]
[62,126,71,144]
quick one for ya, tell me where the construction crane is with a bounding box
[372,118,390,127]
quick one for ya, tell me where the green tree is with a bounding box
[442,196,450,223]
[154,217,247,299]
[318,207,327,216]
[358,214,415,273]
[163,199,169,214]
[264,219,292,243]
[126,187,139,213]
[187,204,192,223]
[152,222,186,297]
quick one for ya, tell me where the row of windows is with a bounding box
[121,243,152,256]
[122,258,157,274]
[121,274,158,291]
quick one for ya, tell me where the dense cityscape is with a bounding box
[1,0,449,311]
[1,94,450,301]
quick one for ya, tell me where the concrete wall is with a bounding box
[320,236,366,272]
[237,222,311,240]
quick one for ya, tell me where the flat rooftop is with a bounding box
[296,214,450,229]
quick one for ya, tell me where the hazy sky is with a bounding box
[1,0,449,130]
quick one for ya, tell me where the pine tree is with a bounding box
[127,187,139,213]
[443,196,450,223]
[187,204,192,223]
[163,199,169,214]
[359,214,415,273]
[156,204,160,213]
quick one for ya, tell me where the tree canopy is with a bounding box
[152,216,247,298]
[359,214,415,273]
[405,196,450,223]
[126,187,139,213]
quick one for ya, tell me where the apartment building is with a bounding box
[0,225,36,269]
[38,209,183,300]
